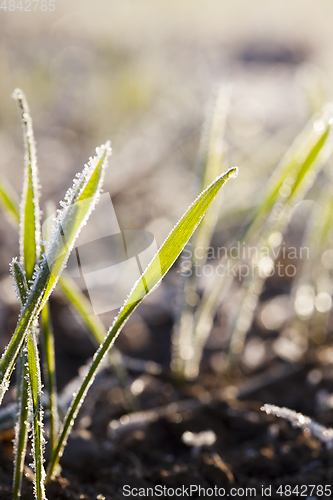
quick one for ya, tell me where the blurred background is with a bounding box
[1,0,333,385]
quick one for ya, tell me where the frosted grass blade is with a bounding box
[12,88,41,280]
[58,276,138,411]
[0,168,134,409]
[261,404,333,448]
[187,269,233,379]
[11,260,30,500]
[193,86,230,261]
[58,277,107,344]
[11,88,43,499]
[226,122,333,360]
[0,178,19,224]
[194,106,333,365]
[46,166,238,481]
[171,87,229,379]
[41,304,58,454]
[12,260,46,499]
[286,184,333,342]
[0,143,111,405]
[0,179,20,225]
[26,327,46,500]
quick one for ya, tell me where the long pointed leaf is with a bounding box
[11,259,47,500]
[26,328,46,500]
[0,173,134,411]
[12,88,42,499]
[11,260,30,500]
[171,87,229,379]
[58,277,138,412]
[47,166,238,480]
[0,178,19,224]
[41,304,58,455]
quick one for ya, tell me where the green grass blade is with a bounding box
[0,184,133,402]
[12,89,41,281]
[12,260,46,500]
[226,121,333,360]
[0,178,19,224]
[11,260,30,500]
[58,277,138,411]
[13,89,43,497]
[58,277,107,344]
[41,304,58,455]
[295,184,333,289]
[193,106,333,365]
[46,166,238,481]
[12,350,29,500]
[0,160,134,412]
[245,111,332,242]
[171,87,229,379]
[26,328,46,500]
[0,143,111,405]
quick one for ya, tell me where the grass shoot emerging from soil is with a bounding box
[0,89,237,499]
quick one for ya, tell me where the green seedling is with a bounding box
[0,89,237,498]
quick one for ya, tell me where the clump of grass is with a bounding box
[171,97,333,380]
[0,89,237,499]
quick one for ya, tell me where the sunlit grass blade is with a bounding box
[0,143,111,405]
[0,178,19,225]
[11,88,43,499]
[12,260,46,499]
[12,88,41,281]
[46,166,238,481]
[245,109,332,242]
[188,270,234,379]
[298,64,328,116]
[171,87,230,379]
[0,179,19,226]
[193,86,230,260]
[194,105,333,366]
[261,404,333,448]
[0,164,135,410]
[26,327,46,500]
[287,182,333,344]
[41,303,58,455]
[295,183,333,287]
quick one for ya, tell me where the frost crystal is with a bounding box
[261,403,333,449]
[12,88,42,268]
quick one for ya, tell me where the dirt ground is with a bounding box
[0,277,333,500]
